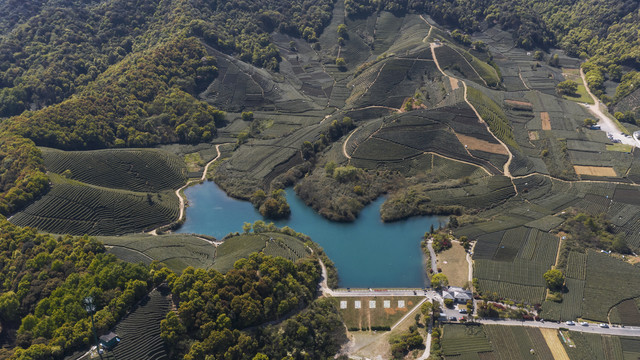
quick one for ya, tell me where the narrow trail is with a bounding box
[430,42,517,192]
[149,144,228,235]
[342,129,357,160]
[390,298,428,331]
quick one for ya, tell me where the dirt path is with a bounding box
[430,42,514,180]
[342,129,357,160]
[104,245,154,261]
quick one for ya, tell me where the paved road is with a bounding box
[477,318,640,337]
[426,238,438,273]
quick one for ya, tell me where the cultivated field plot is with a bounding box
[337,296,422,330]
[10,180,179,235]
[609,299,640,327]
[561,68,594,105]
[581,250,640,322]
[562,332,628,360]
[541,277,585,321]
[539,328,569,360]
[99,234,217,273]
[108,288,171,360]
[441,324,493,358]
[471,226,558,304]
[42,147,187,192]
[434,45,485,86]
[212,232,310,273]
[409,175,515,210]
[483,325,554,360]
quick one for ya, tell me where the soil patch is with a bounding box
[573,165,617,177]
[528,131,539,141]
[541,112,551,130]
[540,328,570,360]
[449,77,459,90]
[505,99,532,108]
[455,133,508,155]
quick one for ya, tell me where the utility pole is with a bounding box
[84,296,103,360]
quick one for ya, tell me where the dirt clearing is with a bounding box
[541,112,551,130]
[528,131,539,140]
[449,77,459,90]
[573,165,617,177]
[455,133,509,155]
[437,241,469,287]
[540,328,570,360]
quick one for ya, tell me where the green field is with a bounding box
[441,324,493,357]
[483,325,554,359]
[561,68,595,105]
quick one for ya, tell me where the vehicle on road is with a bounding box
[566,321,575,326]
[600,323,609,328]
[581,322,589,326]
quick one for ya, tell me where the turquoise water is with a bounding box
[178,182,447,288]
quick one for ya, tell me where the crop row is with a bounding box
[42,148,187,192]
[10,183,178,235]
[541,278,585,321]
[111,289,170,360]
[582,250,640,321]
[477,279,545,304]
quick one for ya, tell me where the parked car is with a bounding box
[599,323,609,328]
[458,309,467,314]
[449,316,457,321]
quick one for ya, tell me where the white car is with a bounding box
[599,323,609,328]
[565,321,575,326]
[580,322,589,326]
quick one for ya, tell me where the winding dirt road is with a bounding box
[430,42,514,178]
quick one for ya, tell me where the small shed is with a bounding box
[99,332,119,349]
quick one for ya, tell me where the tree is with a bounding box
[583,118,597,127]
[543,269,564,291]
[337,24,348,38]
[335,57,347,71]
[444,298,454,308]
[612,237,630,254]
[431,273,449,290]
[533,50,544,61]
[557,80,578,95]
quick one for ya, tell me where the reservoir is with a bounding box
[178,182,447,288]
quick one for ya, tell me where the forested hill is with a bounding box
[0,0,333,216]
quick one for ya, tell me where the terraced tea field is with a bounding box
[10,178,179,235]
[42,147,187,192]
[213,232,311,273]
[99,234,217,273]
